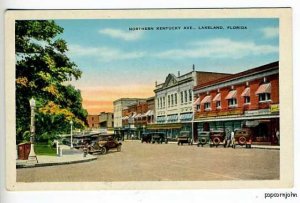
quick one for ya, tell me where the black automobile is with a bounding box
[151,132,168,144]
[177,131,192,145]
[141,132,152,143]
[86,134,122,155]
[197,131,210,147]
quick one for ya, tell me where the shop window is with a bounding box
[259,93,271,102]
[228,98,237,107]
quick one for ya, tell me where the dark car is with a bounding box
[234,128,253,148]
[87,134,122,154]
[151,132,168,144]
[197,131,210,147]
[210,130,225,147]
[141,132,152,143]
[177,131,192,145]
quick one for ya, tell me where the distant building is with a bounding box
[87,115,100,129]
[193,61,279,145]
[99,112,114,128]
[113,98,146,128]
[152,65,231,140]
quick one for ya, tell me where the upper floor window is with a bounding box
[241,87,250,105]
[216,101,221,109]
[204,102,211,110]
[189,89,193,102]
[181,92,184,104]
[255,83,271,102]
[259,93,271,102]
[168,95,170,107]
[225,90,237,107]
[157,98,160,108]
[184,90,188,103]
[174,93,177,105]
[196,104,200,111]
[201,95,211,110]
[244,96,250,104]
[171,94,174,106]
[163,97,165,107]
[228,98,237,107]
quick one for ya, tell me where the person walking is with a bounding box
[231,130,235,148]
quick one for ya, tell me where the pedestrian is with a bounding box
[231,130,235,148]
[276,129,280,145]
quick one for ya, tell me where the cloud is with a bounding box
[260,27,279,38]
[67,44,145,61]
[99,28,143,41]
[155,38,278,59]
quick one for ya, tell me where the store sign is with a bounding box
[270,104,279,113]
[244,109,270,116]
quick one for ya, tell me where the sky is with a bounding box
[55,18,279,114]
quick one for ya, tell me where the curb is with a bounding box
[16,157,97,169]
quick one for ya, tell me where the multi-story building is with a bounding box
[193,61,279,145]
[113,98,146,128]
[86,115,100,129]
[121,97,155,139]
[152,65,231,140]
[99,112,114,129]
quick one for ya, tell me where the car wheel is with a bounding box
[200,137,207,146]
[117,145,121,152]
[238,136,247,145]
[99,147,107,155]
[212,137,221,146]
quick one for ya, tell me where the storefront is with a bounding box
[146,123,192,141]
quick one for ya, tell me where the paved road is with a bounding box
[17,141,279,182]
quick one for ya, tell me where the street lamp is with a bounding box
[28,97,38,163]
[70,120,73,148]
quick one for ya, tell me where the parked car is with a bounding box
[210,130,225,147]
[197,131,210,147]
[141,132,152,143]
[234,128,253,148]
[87,134,122,154]
[151,132,168,144]
[177,131,192,145]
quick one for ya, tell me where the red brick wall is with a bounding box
[196,72,232,86]
[194,74,279,119]
[87,115,99,128]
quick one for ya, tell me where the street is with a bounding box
[17,141,279,182]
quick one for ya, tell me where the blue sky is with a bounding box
[55,18,279,113]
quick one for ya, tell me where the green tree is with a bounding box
[16,20,87,143]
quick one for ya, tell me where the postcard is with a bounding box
[5,8,292,190]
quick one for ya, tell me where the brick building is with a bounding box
[99,112,114,128]
[87,115,100,129]
[152,65,231,140]
[193,61,279,145]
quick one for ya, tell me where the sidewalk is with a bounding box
[16,145,97,168]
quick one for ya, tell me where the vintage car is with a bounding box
[86,134,122,154]
[177,131,192,145]
[197,131,210,147]
[234,128,253,148]
[141,132,152,143]
[151,132,168,144]
[210,130,225,147]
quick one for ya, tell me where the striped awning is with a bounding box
[213,93,221,102]
[241,87,250,97]
[193,97,200,105]
[122,116,129,120]
[225,90,237,100]
[200,95,211,104]
[255,83,271,95]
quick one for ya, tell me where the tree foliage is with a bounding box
[16,20,88,143]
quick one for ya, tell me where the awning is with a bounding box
[241,87,250,97]
[213,93,221,102]
[122,116,129,120]
[193,97,200,105]
[180,113,193,120]
[255,83,271,95]
[225,90,237,99]
[156,116,166,122]
[130,112,137,118]
[146,110,154,116]
[200,95,211,104]
[167,114,178,122]
[135,113,142,118]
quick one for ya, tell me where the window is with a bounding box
[244,96,250,104]
[168,95,170,107]
[189,89,193,101]
[204,102,211,110]
[157,98,160,108]
[196,104,200,111]
[259,93,271,102]
[163,97,165,107]
[180,92,183,103]
[175,93,177,105]
[228,98,237,107]
[171,94,174,106]
[216,101,221,109]
[160,98,163,109]
[184,90,187,103]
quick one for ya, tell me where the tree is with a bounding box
[15,20,88,143]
